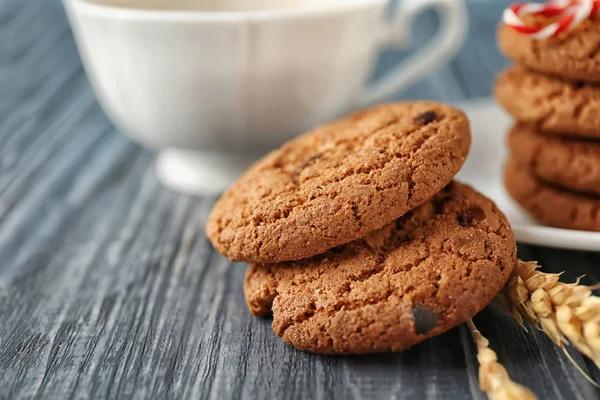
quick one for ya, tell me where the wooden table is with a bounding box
[1,0,599,398]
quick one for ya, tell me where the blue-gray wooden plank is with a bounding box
[0,0,599,399]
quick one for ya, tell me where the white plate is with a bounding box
[457,99,600,252]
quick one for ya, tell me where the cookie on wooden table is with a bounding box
[495,66,600,138]
[509,123,600,195]
[244,182,516,354]
[498,18,600,83]
[207,102,471,264]
[505,159,600,232]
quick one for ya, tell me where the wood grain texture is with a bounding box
[0,0,599,399]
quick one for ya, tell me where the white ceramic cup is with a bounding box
[64,0,468,195]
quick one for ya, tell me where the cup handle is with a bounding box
[359,0,468,107]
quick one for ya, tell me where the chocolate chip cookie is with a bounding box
[495,66,600,138]
[505,159,600,231]
[498,18,600,83]
[244,182,516,354]
[509,123,600,195]
[207,102,471,264]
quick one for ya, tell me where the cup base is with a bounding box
[155,149,259,196]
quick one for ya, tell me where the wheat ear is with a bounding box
[498,259,600,385]
[467,319,537,400]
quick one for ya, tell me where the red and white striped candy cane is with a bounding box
[503,0,600,39]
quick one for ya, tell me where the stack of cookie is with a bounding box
[206,102,517,354]
[496,19,600,231]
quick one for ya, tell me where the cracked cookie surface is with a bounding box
[244,182,516,354]
[495,66,600,138]
[509,123,600,195]
[206,102,471,264]
[498,18,600,83]
[505,159,600,232]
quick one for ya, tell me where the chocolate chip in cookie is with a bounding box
[414,110,437,125]
[412,306,439,335]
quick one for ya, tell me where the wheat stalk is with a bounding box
[467,319,537,400]
[498,259,600,385]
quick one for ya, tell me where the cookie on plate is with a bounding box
[498,18,600,83]
[207,102,471,264]
[244,182,516,354]
[495,66,600,138]
[505,159,600,232]
[509,123,600,195]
